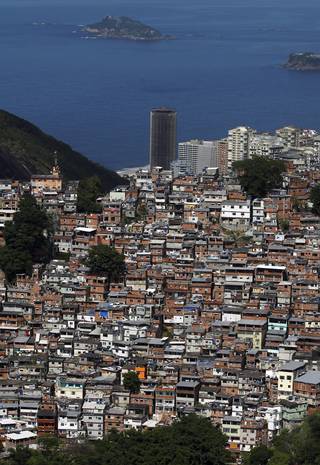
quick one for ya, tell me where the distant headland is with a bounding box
[284,52,320,71]
[82,16,174,41]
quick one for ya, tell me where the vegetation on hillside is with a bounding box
[310,184,320,215]
[0,110,125,191]
[1,415,230,465]
[233,156,285,198]
[123,371,141,393]
[86,244,126,289]
[0,194,52,282]
[77,176,103,213]
[244,413,320,465]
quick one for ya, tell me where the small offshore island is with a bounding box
[284,52,320,70]
[82,15,172,41]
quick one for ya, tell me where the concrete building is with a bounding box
[149,108,177,170]
[222,415,242,450]
[220,200,251,228]
[177,140,217,175]
[276,126,301,149]
[277,361,306,400]
[252,199,265,225]
[294,371,320,407]
[31,162,62,195]
[217,138,229,175]
[249,134,285,158]
[227,126,256,169]
[313,135,320,159]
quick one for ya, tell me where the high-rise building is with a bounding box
[149,108,177,170]
[276,126,301,149]
[216,139,228,175]
[227,126,256,169]
[177,139,217,175]
[249,134,285,158]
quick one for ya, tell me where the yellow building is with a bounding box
[277,361,306,400]
[236,319,267,350]
[31,162,62,194]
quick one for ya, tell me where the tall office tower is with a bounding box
[149,108,177,170]
[227,126,256,169]
[178,139,217,175]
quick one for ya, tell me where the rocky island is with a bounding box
[284,52,320,70]
[83,16,171,41]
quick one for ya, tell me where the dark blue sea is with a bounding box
[1,0,320,170]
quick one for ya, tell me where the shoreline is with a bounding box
[117,164,149,176]
[82,30,174,41]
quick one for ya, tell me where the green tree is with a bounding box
[243,445,272,465]
[87,244,125,288]
[221,226,251,247]
[0,194,51,282]
[246,414,320,465]
[279,219,290,233]
[0,248,33,282]
[0,415,230,465]
[6,447,32,465]
[310,184,320,215]
[37,435,59,454]
[136,203,148,221]
[233,156,285,198]
[268,450,290,465]
[292,196,302,212]
[123,371,141,393]
[77,176,103,213]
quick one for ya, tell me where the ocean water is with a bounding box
[0,0,320,170]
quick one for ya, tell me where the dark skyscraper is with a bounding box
[149,108,177,170]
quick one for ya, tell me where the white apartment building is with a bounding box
[276,126,301,149]
[227,126,256,169]
[252,199,265,225]
[249,134,285,158]
[0,209,16,227]
[313,135,320,162]
[220,200,251,228]
[256,406,282,440]
[177,139,217,175]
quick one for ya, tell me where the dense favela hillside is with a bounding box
[0,110,124,190]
